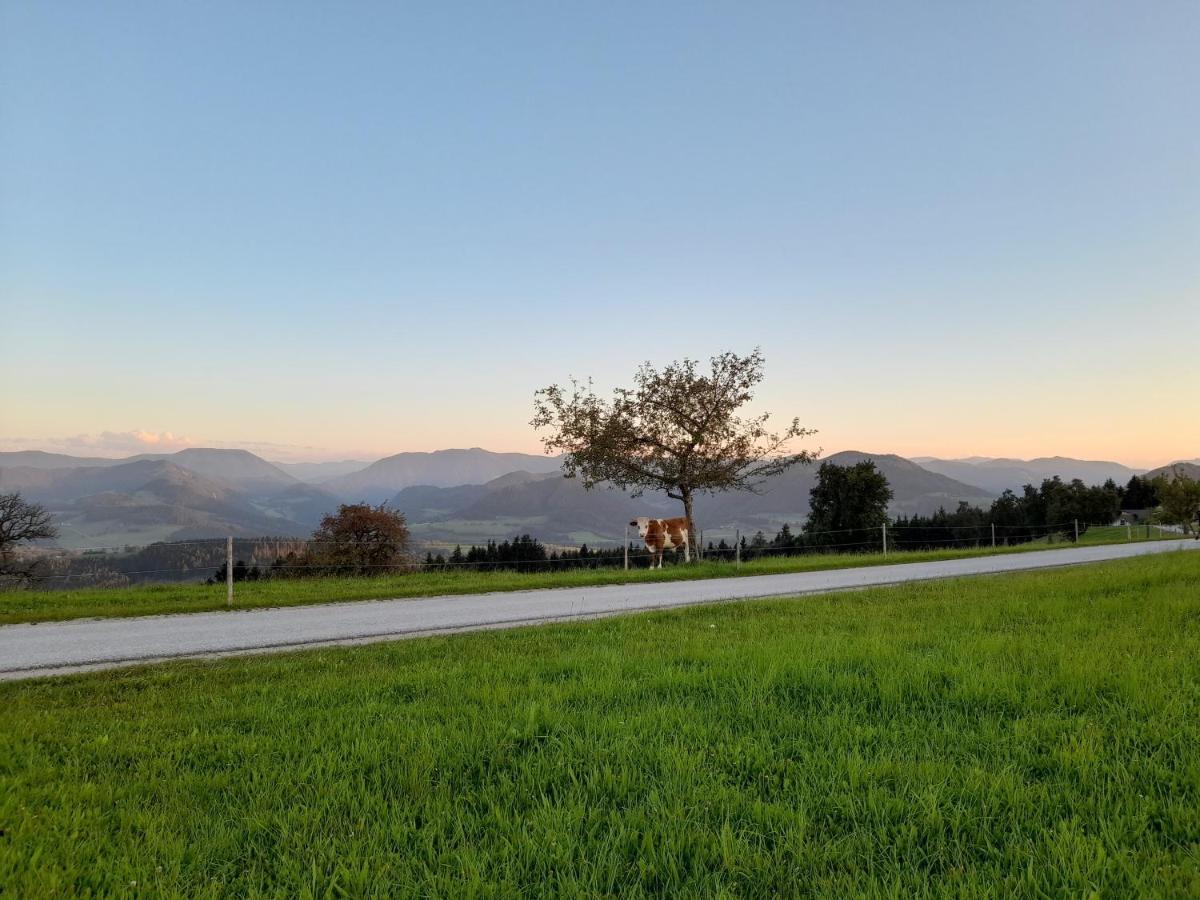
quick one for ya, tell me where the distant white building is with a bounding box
[1119,508,1155,525]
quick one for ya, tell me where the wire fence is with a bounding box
[9,519,1191,591]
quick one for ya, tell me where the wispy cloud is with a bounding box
[0,431,195,457]
[125,430,194,451]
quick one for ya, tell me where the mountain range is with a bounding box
[387,451,996,544]
[911,456,1145,494]
[0,451,337,548]
[271,459,374,483]
[321,448,564,502]
[1,447,1191,549]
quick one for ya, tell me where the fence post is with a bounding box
[699,530,703,562]
[624,525,629,571]
[226,536,234,607]
[735,530,740,567]
[1073,519,1079,543]
[881,522,888,557]
[1126,522,1132,542]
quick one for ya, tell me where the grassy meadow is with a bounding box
[2,552,1198,896]
[3,525,1187,626]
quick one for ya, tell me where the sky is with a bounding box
[1,2,1196,467]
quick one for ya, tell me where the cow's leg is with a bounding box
[683,535,691,564]
[655,551,662,570]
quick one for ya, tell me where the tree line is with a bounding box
[737,463,1199,559]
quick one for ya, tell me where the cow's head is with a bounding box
[629,517,651,538]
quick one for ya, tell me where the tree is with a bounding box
[805,460,894,540]
[1122,475,1159,510]
[532,349,817,554]
[1042,477,1122,535]
[1154,468,1200,536]
[0,492,59,586]
[309,503,411,576]
[207,560,263,585]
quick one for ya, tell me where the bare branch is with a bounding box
[0,492,59,587]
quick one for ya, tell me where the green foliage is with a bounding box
[804,459,894,539]
[3,554,1199,896]
[890,501,991,549]
[1043,477,1123,529]
[1154,468,1200,535]
[987,476,1122,542]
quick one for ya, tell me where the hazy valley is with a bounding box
[0,446,1172,549]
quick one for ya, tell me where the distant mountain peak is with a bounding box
[915,456,1144,494]
[324,448,563,501]
[1143,461,1200,481]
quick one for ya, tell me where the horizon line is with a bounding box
[1,443,1193,473]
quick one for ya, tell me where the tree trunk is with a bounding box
[681,488,696,562]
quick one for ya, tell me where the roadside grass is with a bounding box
[1076,523,1190,545]
[2,553,1198,896]
[1,527,1187,626]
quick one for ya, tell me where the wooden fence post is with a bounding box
[226,536,234,607]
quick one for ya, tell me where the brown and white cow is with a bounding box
[630,516,690,568]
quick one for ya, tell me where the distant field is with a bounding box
[2,553,1197,895]
[1076,523,1187,545]
[49,524,186,551]
[1,527,1187,626]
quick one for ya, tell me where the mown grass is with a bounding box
[1076,523,1188,545]
[3,527,1186,626]
[2,552,1198,896]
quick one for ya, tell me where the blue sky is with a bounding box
[1,1,1196,465]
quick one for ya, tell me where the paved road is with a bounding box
[2,539,1196,681]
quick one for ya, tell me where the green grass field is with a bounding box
[3,525,1186,626]
[2,552,1198,896]
[1075,523,1187,545]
